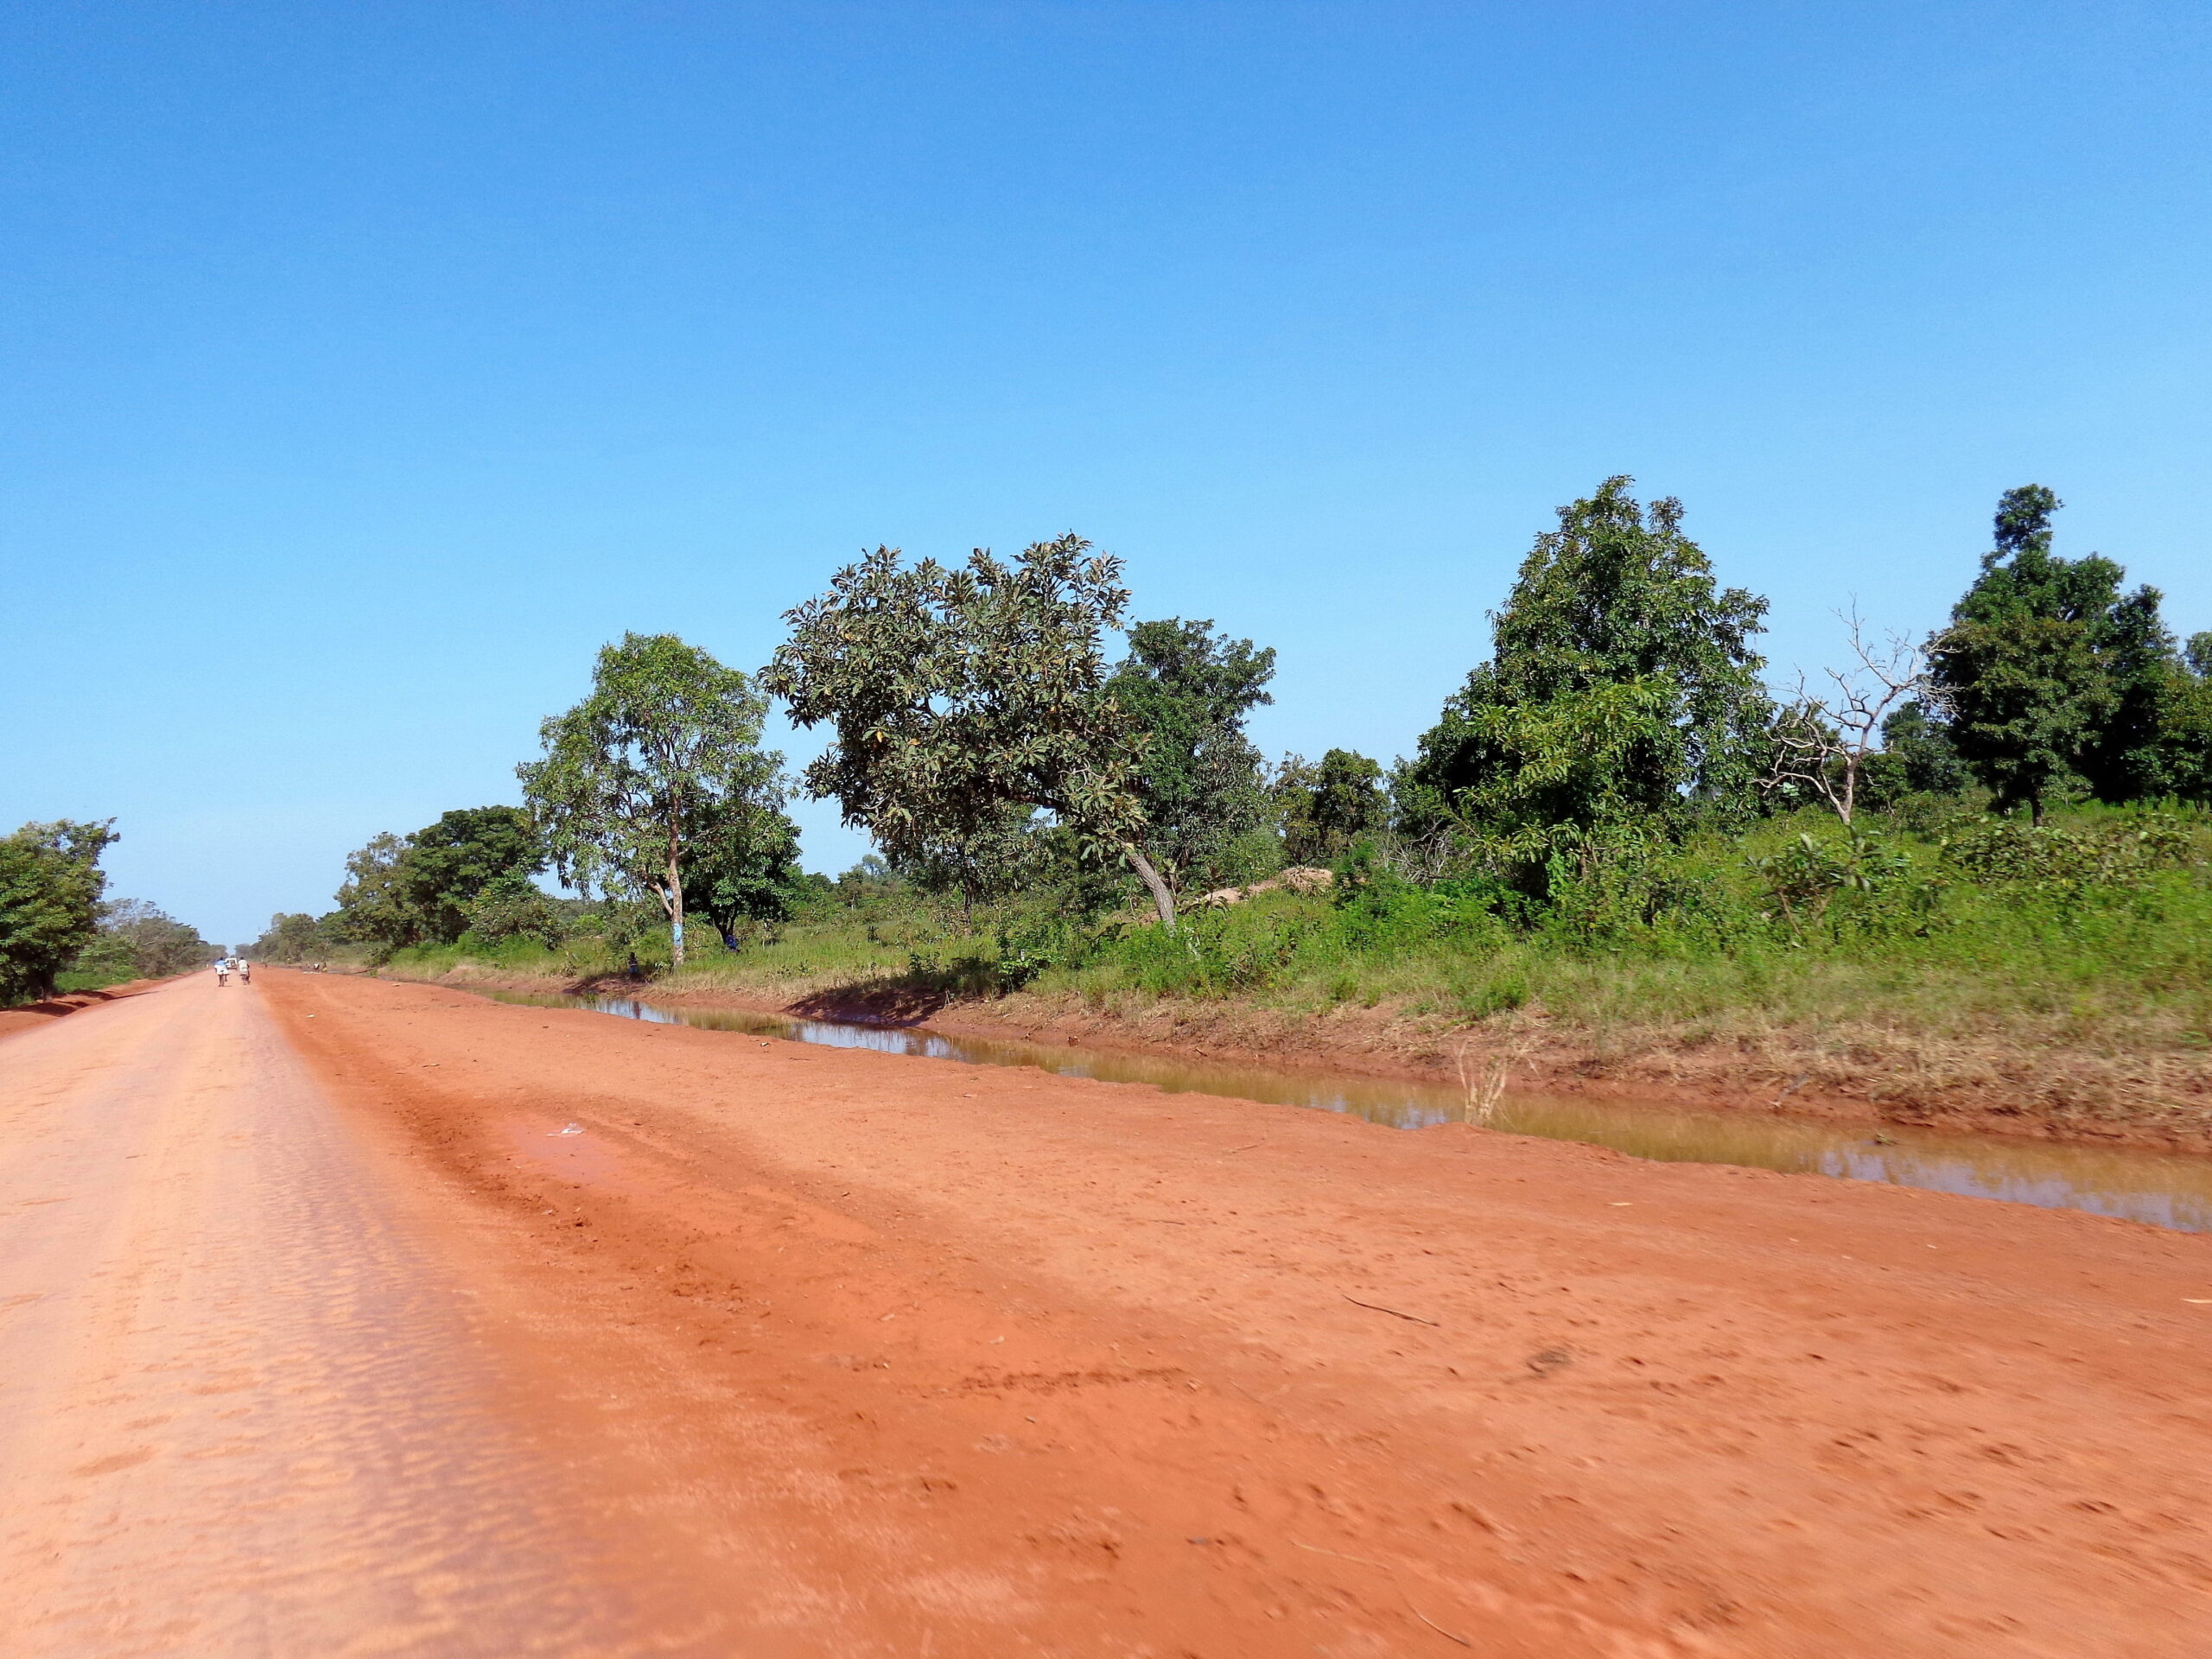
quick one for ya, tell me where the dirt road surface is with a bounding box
[4,971,2209,1656]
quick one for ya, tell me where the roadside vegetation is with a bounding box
[285,478,2212,1130]
[0,818,212,1004]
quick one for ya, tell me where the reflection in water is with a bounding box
[487,990,2212,1235]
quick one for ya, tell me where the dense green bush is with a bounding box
[0,821,117,1005]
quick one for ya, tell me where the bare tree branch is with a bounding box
[1761,607,1927,824]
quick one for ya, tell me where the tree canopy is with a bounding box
[681,794,805,950]
[1856,701,1967,809]
[73,899,211,981]
[1279,748,1387,866]
[327,808,550,950]
[331,831,416,950]
[1405,476,1770,868]
[401,806,543,944]
[0,819,118,1004]
[1929,486,2174,821]
[2153,643,2212,806]
[255,912,339,963]
[519,632,783,964]
[763,535,1181,925]
[1107,618,1277,892]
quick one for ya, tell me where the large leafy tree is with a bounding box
[399,806,543,945]
[1929,486,2173,822]
[327,807,547,950]
[680,793,806,950]
[520,632,784,966]
[2154,635,2212,806]
[1405,477,1770,865]
[332,831,423,950]
[1107,619,1277,891]
[1278,748,1388,866]
[0,819,118,1004]
[764,535,1179,925]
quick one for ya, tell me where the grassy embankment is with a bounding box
[52,965,145,995]
[385,804,2212,1140]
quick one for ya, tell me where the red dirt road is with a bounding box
[5,971,2210,1656]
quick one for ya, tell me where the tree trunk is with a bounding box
[1127,845,1176,930]
[667,835,686,967]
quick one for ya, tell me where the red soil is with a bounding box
[5,967,2209,1655]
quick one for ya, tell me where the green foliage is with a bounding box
[254,911,343,963]
[1279,748,1387,866]
[1857,700,1967,808]
[461,877,569,949]
[2154,652,2212,806]
[764,535,1179,924]
[72,899,211,982]
[401,807,542,944]
[1407,476,1770,873]
[0,820,118,1004]
[1108,900,1319,997]
[1930,486,2177,820]
[1109,618,1277,892]
[887,804,1051,912]
[543,798,2208,1111]
[1745,830,1934,943]
[1940,816,2192,899]
[520,632,784,965]
[683,798,805,949]
[332,831,420,950]
[327,807,546,952]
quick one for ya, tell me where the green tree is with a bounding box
[519,632,783,966]
[1405,477,1770,867]
[1107,619,1277,892]
[331,831,421,950]
[1869,700,1967,799]
[399,806,543,945]
[764,535,1179,925]
[2154,639,2212,806]
[681,794,806,950]
[76,899,210,980]
[461,876,569,948]
[1929,486,2174,822]
[254,912,337,963]
[0,820,118,1004]
[1278,748,1387,865]
[885,804,1049,918]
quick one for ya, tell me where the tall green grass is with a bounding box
[385,804,2212,1081]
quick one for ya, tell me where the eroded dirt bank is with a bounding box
[267,968,2212,1656]
[396,961,2212,1151]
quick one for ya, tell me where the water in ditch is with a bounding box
[484,988,2212,1235]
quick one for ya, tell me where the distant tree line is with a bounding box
[285,476,2209,963]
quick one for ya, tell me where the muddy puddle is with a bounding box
[486,989,2212,1234]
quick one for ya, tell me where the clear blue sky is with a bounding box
[3,2,2206,946]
